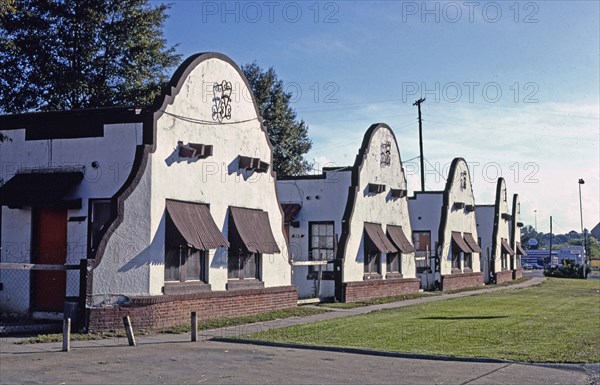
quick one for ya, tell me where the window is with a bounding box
[364,235,381,276]
[309,222,334,273]
[89,199,112,256]
[501,252,508,271]
[412,231,431,273]
[387,252,400,273]
[165,213,207,283]
[227,249,259,280]
[464,252,472,270]
[452,248,461,270]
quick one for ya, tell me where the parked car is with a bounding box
[522,263,534,270]
[532,263,544,270]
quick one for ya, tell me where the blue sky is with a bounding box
[159,1,599,234]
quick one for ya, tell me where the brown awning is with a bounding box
[280,203,301,224]
[516,242,527,256]
[501,238,516,255]
[166,200,229,250]
[229,207,281,254]
[463,232,482,253]
[0,171,83,208]
[387,225,415,253]
[364,223,397,253]
[451,231,472,253]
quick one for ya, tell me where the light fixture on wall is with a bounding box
[91,161,99,169]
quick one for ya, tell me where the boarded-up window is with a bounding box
[309,222,334,273]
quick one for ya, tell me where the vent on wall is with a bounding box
[239,156,270,173]
[178,142,213,159]
[501,213,513,221]
[368,183,386,194]
[517,221,524,227]
[465,204,475,212]
[454,202,465,209]
[390,188,407,198]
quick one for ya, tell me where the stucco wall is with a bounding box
[409,193,443,253]
[277,171,351,298]
[343,125,415,282]
[475,205,495,282]
[0,123,141,312]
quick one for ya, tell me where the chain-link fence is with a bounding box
[0,260,87,331]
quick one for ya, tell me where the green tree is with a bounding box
[242,62,312,177]
[0,0,180,113]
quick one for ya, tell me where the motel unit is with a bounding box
[0,52,296,331]
[277,123,419,303]
[408,158,484,291]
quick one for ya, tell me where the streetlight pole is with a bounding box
[578,178,587,262]
[534,210,537,231]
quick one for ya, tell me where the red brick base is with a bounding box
[87,286,297,333]
[495,270,513,284]
[441,272,484,291]
[342,278,420,303]
[512,268,523,280]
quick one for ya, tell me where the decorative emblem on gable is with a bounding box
[460,171,467,190]
[380,141,391,167]
[212,80,232,122]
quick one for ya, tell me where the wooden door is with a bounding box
[33,208,67,311]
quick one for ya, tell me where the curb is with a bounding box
[211,337,596,372]
[211,337,510,364]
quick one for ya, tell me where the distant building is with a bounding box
[591,222,600,241]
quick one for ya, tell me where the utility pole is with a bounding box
[549,216,553,267]
[534,210,537,231]
[578,178,587,261]
[413,98,426,191]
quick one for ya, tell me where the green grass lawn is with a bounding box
[244,278,600,363]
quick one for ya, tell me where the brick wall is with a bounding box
[495,270,513,284]
[442,272,484,292]
[512,268,523,280]
[342,278,420,303]
[87,286,297,333]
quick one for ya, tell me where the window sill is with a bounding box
[363,273,383,280]
[226,279,265,291]
[451,268,463,275]
[163,282,211,295]
[385,272,404,279]
[463,267,473,273]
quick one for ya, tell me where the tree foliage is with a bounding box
[242,62,312,177]
[0,0,180,113]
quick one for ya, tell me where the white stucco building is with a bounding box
[408,158,483,291]
[277,123,419,302]
[509,193,527,279]
[0,53,296,330]
[475,178,516,284]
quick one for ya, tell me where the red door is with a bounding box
[33,208,67,311]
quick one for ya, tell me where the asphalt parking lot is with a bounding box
[0,337,595,385]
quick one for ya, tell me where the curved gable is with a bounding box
[438,158,480,273]
[338,123,414,282]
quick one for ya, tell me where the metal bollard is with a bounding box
[191,312,198,342]
[62,318,71,352]
[123,316,136,346]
